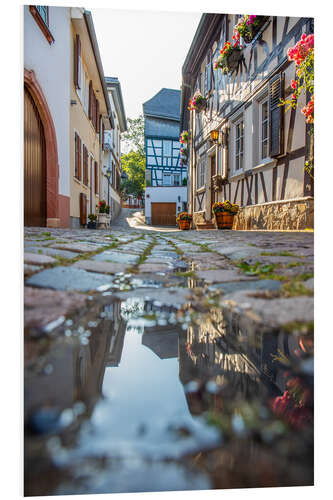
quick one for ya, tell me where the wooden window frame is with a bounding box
[74,131,82,181]
[260,98,269,161]
[234,117,244,173]
[82,144,89,186]
[29,6,54,44]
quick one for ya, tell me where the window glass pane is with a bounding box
[262,101,268,122]
[163,140,172,156]
[262,141,268,159]
[262,122,268,141]
[174,175,180,186]
[36,6,48,25]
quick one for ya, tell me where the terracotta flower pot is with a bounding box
[179,220,191,230]
[215,212,234,229]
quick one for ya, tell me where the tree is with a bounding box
[120,150,145,199]
[122,115,145,156]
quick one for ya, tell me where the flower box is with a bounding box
[97,213,111,228]
[243,16,269,42]
[179,220,191,230]
[215,212,234,229]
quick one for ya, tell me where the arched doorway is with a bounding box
[24,69,60,227]
[24,85,47,226]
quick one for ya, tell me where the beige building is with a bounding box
[180,14,314,230]
[69,8,114,227]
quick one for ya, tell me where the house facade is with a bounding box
[143,88,188,226]
[24,5,71,228]
[69,8,113,228]
[180,14,314,230]
[101,77,127,222]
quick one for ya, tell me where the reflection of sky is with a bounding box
[76,325,220,461]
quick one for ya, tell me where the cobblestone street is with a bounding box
[25,208,314,332]
[24,209,314,495]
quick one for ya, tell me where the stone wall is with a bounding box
[232,197,314,231]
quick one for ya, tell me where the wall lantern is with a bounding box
[210,129,219,143]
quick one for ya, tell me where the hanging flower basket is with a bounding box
[188,92,206,112]
[214,42,242,74]
[180,131,189,144]
[180,145,188,165]
[234,15,269,44]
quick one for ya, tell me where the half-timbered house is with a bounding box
[180,14,314,230]
[143,88,188,226]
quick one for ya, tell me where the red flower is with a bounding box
[291,79,297,90]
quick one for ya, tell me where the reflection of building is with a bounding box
[180,14,314,230]
[143,88,188,226]
[142,325,180,359]
[178,307,301,416]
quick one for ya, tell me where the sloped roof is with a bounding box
[143,88,181,122]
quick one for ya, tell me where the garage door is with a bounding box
[151,202,176,226]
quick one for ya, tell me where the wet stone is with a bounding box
[73,260,129,274]
[26,266,114,292]
[138,263,171,273]
[211,279,282,294]
[92,251,138,264]
[23,246,78,260]
[196,269,256,283]
[49,242,101,253]
[115,287,193,307]
[24,286,88,331]
[24,252,57,265]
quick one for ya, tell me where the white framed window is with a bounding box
[197,155,206,189]
[163,172,171,186]
[173,174,180,186]
[234,118,244,172]
[259,98,269,161]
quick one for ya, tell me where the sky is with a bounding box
[91,8,202,120]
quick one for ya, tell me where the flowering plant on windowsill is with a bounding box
[188,92,206,112]
[180,145,188,165]
[214,41,242,74]
[97,200,110,214]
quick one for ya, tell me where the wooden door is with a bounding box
[151,202,176,226]
[90,157,94,214]
[210,154,216,216]
[24,86,46,226]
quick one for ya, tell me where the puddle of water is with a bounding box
[24,292,314,496]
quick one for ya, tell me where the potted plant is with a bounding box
[180,131,189,144]
[214,40,242,74]
[176,212,192,230]
[188,91,206,112]
[97,200,111,228]
[180,145,188,165]
[87,213,97,229]
[233,15,269,44]
[212,200,239,229]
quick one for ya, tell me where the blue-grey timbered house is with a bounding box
[143,88,188,226]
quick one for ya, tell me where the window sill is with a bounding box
[252,158,277,172]
[29,6,54,44]
[196,186,206,194]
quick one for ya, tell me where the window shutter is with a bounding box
[74,35,81,89]
[80,192,87,225]
[78,136,82,180]
[101,121,105,150]
[94,161,98,194]
[74,132,78,177]
[269,73,284,157]
[96,100,100,133]
[88,81,93,120]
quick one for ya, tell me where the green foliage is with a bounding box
[120,150,145,199]
[237,261,276,276]
[122,115,145,156]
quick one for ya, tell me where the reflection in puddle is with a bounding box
[25,294,313,495]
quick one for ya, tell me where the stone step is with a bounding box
[196,222,216,230]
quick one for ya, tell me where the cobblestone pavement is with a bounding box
[24,208,314,332]
[24,209,314,495]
